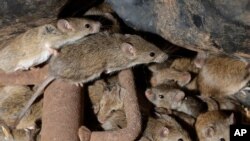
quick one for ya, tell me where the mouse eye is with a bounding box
[178,138,183,141]
[110,109,116,114]
[149,52,155,57]
[159,95,164,99]
[85,24,90,28]
[220,138,225,141]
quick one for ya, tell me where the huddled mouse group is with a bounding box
[0,2,249,141]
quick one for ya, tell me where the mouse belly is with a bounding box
[14,50,52,71]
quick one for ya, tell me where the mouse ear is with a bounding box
[145,89,153,96]
[173,91,185,102]
[194,52,208,68]
[121,42,136,58]
[161,127,170,137]
[228,113,235,125]
[204,126,215,138]
[57,19,73,32]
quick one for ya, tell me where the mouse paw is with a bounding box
[1,126,14,140]
[47,47,59,56]
[14,66,29,72]
[78,126,91,141]
[74,82,84,87]
[29,67,40,71]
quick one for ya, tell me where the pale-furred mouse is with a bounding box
[16,32,168,127]
[0,17,101,72]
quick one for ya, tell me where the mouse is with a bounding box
[148,62,192,87]
[0,17,101,72]
[0,86,34,128]
[88,75,120,114]
[101,110,127,131]
[88,77,125,125]
[243,107,250,123]
[145,84,206,117]
[154,107,196,127]
[84,2,120,33]
[16,99,42,130]
[195,111,235,141]
[97,84,124,124]
[88,80,107,114]
[0,126,40,141]
[140,114,191,141]
[16,32,168,127]
[170,57,200,74]
[234,86,250,107]
[194,52,250,97]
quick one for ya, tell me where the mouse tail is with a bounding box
[14,77,55,128]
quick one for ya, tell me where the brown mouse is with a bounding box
[149,63,192,87]
[194,52,250,97]
[88,75,120,114]
[101,110,127,131]
[88,79,126,130]
[145,84,206,117]
[97,84,124,124]
[170,57,200,74]
[0,126,40,141]
[0,86,34,128]
[99,108,192,141]
[0,17,101,72]
[140,114,191,141]
[88,80,107,114]
[0,86,41,140]
[16,99,42,130]
[88,77,125,125]
[195,111,234,141]
[16,32,168,127]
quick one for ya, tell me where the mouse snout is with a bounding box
[155,53,168,63]
[97,116,107,124]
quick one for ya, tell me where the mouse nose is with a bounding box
[155,53,168,63]
[98,116,106,124]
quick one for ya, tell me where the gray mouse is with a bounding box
[234,86,250,107]
[0,18,101,72]
[145,84,206,117]
[140,114,191,141]
[16,32,168,127]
